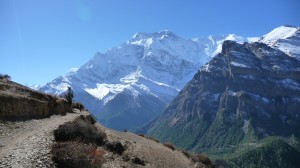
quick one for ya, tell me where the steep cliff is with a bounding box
[146,41,300,163]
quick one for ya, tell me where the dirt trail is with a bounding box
[0,112,87,168]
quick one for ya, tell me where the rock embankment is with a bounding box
[0,79,70,120]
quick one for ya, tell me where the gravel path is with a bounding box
[0,112,86,168]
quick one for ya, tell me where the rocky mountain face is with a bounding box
[145,39,300,166]
[40,31,248,131]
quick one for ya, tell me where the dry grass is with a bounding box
[52,141,105,168]
[52,116,108,167]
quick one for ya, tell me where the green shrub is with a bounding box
[52,141,105,168]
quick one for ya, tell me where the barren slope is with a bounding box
[97,124,204,168]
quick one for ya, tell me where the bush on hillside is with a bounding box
[0,74,11,82]
[52,141,105,168]
[145,136,160,143]
[105,141,125,155]
[190,153,213,167]
[181,150,191,158]
[163,142,176,150]
[72,102,85,111]
[54,117,106,145]
[0,74,11,80]
[196,154,212,165]
[89,114,97,125]
[181,150,214,167]
[131,157,145,166]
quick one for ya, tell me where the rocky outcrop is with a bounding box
[0,79,71,120]
[146,41,300,154]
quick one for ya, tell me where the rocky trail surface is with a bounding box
[0,111,87,168]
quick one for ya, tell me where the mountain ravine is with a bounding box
[145,40,300,167]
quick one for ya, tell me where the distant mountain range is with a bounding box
[40,25,300,133]
[40,31,251,130]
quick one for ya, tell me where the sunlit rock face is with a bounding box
[145,40,300,153]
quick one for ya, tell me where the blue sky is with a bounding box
[1,0,299,86]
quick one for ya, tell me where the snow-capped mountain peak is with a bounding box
[260,25,300,60]
[131,30,178,41]
[261,25,299,45]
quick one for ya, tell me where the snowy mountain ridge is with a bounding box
[41,31,247,102]
[40,25,299,130]
[259,25,300,60]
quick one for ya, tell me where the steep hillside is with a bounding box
[97,123,213,167]
[145,40,300,166]
[40,31,248,131]
[0,78,70,120]
[223,138,300,168]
